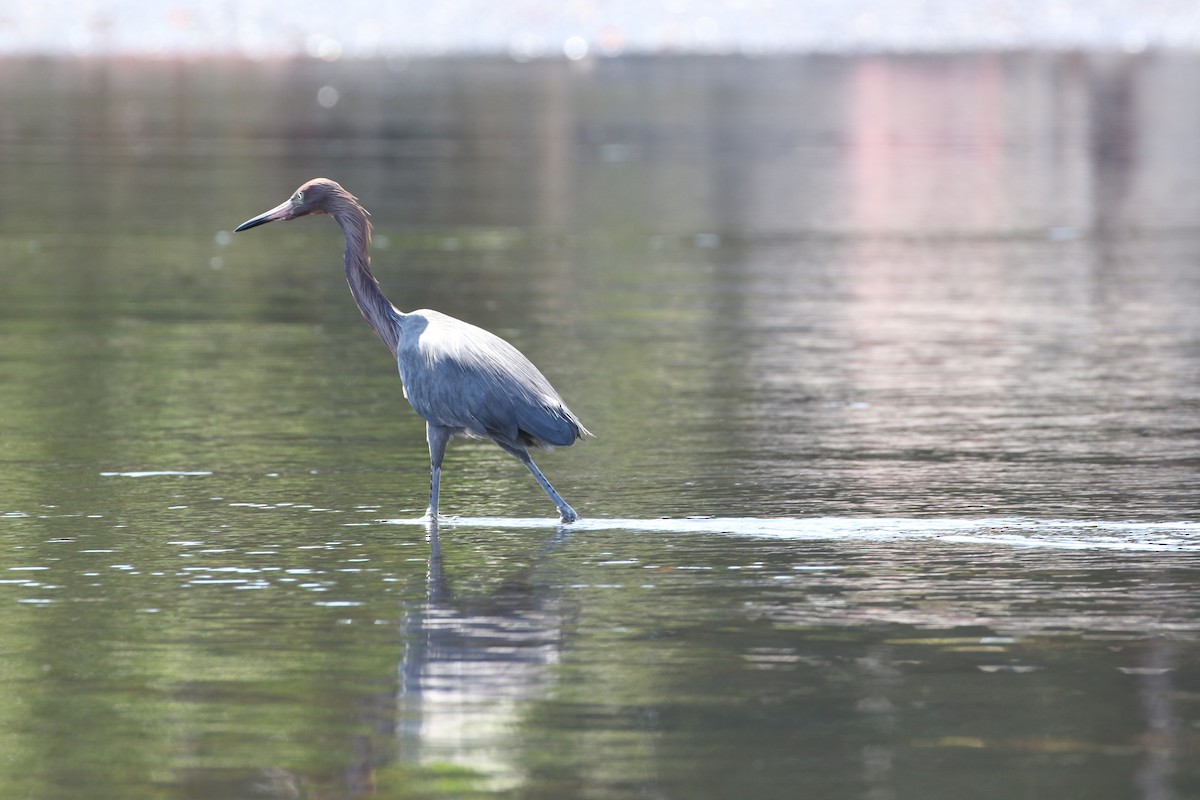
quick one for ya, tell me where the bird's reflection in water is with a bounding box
[396,522,571,790]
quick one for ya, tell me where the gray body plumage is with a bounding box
[235,178,587,522]
[396,309,584,450]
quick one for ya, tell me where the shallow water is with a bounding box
[405,515,1200,551]
[1,53,1199,798]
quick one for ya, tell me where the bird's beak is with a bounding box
[234,199,293,232]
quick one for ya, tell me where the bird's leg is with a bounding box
[426,467,441,521]
[425,424,451,521]
[517,451,579,524]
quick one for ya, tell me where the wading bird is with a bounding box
[235,179,588,523]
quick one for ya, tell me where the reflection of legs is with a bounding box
[498,442,579,523]
[425,423,451,520]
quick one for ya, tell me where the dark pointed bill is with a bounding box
[234,199,293,232]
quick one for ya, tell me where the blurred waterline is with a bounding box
[2,1,1199,59]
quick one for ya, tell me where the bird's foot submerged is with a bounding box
[424,509,578,524]
[422,507,457,524]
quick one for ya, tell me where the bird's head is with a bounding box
[234,178,360,231]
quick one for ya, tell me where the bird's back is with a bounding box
[396,310,587,449]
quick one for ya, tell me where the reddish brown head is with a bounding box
[234,178,362,231]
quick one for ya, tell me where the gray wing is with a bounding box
[396,311,586,449]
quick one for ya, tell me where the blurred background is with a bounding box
[1,4,1199,800]
[3,0,1200,57]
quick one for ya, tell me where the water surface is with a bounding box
[0,53,1198,798]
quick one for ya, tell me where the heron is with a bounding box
[234,178,589,523]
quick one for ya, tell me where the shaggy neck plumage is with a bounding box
[330,198,402,356]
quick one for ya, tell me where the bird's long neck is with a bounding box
[332,203,402,356]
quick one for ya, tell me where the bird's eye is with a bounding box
[294,191,304,204]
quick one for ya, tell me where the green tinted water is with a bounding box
[0,54,1198,798]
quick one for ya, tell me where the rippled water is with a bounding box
[1,54,1198,798]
